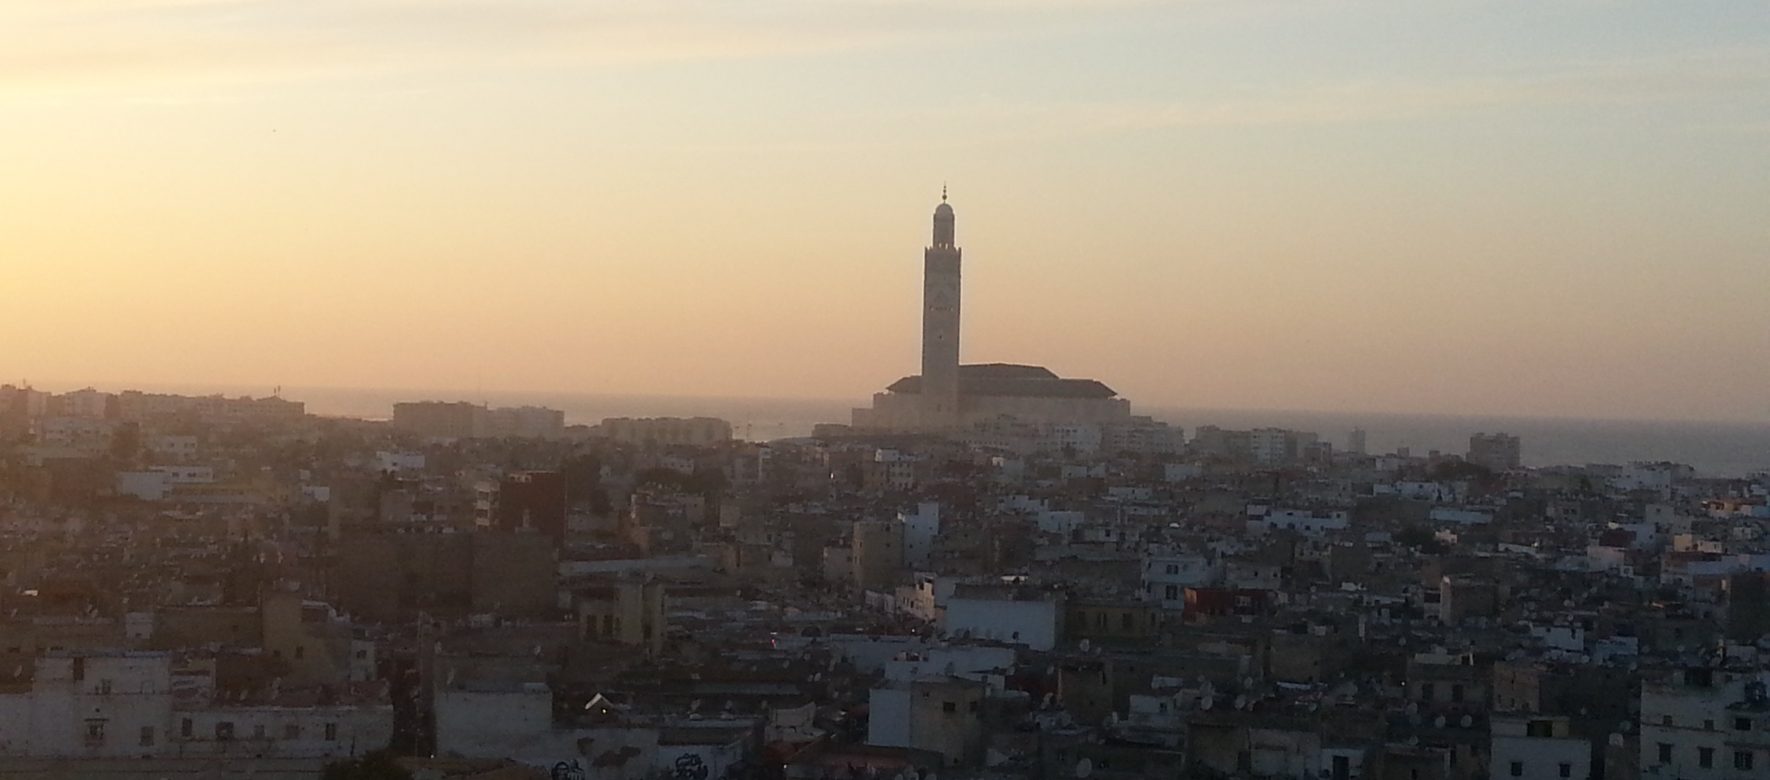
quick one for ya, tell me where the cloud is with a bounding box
[0,0,1146,94]
[955,47,1770,137]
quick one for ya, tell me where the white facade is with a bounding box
[1641,670,1770,780]
[434,685,553,759]
[174,703,393,759]
[1143,552,1216,609]
[866,685,912,749]
[0,654,174,759]
[1251,508,1349,537]
[146,435,198,461]
[116,471,172,502]
[374,450,426,473]
[1036,510,1085,535]
[882,645,1015,691]
[900,502,941,569]
[1429,508,1494,525]
[1490,716,1591,780]
[942,592,1061,650]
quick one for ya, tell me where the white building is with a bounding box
[1143,552,1217,609]
[899,502,941,569]
[942,585,1062,650]
[374,450,426,474]
[1490,715,1591,780]
[0,653,173,758]
[1640,669,1770,779]
[1250,508,1349,537]
[146,435,198,461]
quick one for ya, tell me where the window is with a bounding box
[942,701,957,713]
[1509,761,1522,777]
[1699,747,1713,768]
[1120,613,1134,630]
[181,718,193,738]
[1737,717,1753,731]
[1735,751,1754,771]
[1660,715,1673,726]
[1657,743,1672,763]
[324,723,338,742]
[1704,719,1715,730]
[1527,720,1554,738]
[1164,585,1179,600]
[294,645,305,660]
[1451,684,1464,703]
[1558,762,1571,778]
[1420,683,1435,701]
[216,722,234,741]
[285,724,301,740]
[97,679,112,695]
[1165,564,1179,575]
[139,726,155,747]
[84,719,106,746]
[967,701,979,713]
[253,723,266,740]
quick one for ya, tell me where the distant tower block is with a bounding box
[1348,428,1367,456]
[921,189,962,427]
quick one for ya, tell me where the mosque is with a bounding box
[850,193,1134,433]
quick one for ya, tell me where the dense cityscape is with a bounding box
[2,197,1767,780]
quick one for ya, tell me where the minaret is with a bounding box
[921,187,962,428]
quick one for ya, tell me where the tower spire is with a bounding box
[941,183,947,202]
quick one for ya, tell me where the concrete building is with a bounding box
[866,676,986,766]
[853,521,904,592]
[476,470,568,544]
[1490,715,1591,780]
[574,578,667,656]
[593,417,733,447]
[899,502,941,569]
[942,584,1062,650]
[1640,668,1770,780]
[1468,432,1523,471]
[1143,552,1217,609]
[392,401,564,439]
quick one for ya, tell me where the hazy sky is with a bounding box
[4,1,1768,421]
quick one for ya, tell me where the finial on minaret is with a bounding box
[941,183,947,202]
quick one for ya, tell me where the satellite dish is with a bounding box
[1460,715,1473,728]
[1076,759,1094,779]
[1200,696,1214,711]
[1233,695,1248,711]
[1433,715,1446,729]
[1079,639,1091,653]
[1609,734,1625,748]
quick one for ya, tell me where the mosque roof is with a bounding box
[886,364,1118,399]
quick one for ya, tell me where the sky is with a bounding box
[3,0,1768,422]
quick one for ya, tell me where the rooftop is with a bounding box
[887,364,1117,399]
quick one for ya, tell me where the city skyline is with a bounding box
[5,1,1769,423]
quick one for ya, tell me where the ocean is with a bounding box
[101,383,1770,478]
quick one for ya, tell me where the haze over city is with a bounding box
[5,1,1769,422]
